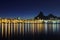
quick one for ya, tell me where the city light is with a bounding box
[0,19,60,37]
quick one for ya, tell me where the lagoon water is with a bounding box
[0,22,60,40]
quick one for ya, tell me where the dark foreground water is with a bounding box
[1,32,60,40]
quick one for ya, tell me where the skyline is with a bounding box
[0,11,60,20]
[0,0,60,19]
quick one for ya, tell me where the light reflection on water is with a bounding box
[0,22,60,37]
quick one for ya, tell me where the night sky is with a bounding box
[0,0,60,19]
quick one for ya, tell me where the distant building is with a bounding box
[17,17,21,20]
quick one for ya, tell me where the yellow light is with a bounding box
[2,23,3,37]
[5,23,7,37]
[8,23,10,36]
[20,23,22,34]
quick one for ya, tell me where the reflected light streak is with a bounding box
[8,23,10,36]
[20,23,21,34]
[5,23,7,37]
[2,23,3,37]
[53,21,57,32]
[45,21,48,33]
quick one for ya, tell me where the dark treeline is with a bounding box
[34,11,60,20]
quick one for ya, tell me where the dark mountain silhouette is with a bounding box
[35,11,45,19]
[48,14,57,18]
[34,11,60,20]
[47,14,57,19]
